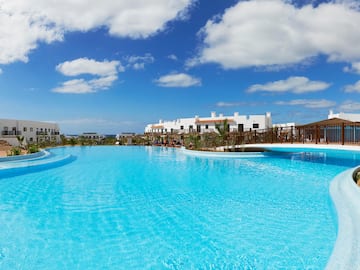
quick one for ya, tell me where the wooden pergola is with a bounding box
[296,118,360,145]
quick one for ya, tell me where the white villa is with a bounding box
[80,132,105,141]
[145,112,272,134]
[328,110,360,122]
[0,119,61,146]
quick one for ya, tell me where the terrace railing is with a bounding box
[1,130,22,137]
[144,122,360,148]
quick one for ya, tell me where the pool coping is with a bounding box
[326,166,360,269]
[0,149,48,162]
[180,147,266,158]
[218,143,360,152]
[182,143,360,268]
[0,148,75,175]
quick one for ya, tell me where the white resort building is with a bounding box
[145,112,272,134]
[0,119,61,146]
[80,132,105,141]
[328,110,360,122]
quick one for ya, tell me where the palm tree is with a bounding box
[215,119,229,146]
[16,135,25,149]
[69,137,77,146]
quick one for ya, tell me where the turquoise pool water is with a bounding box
[0,146,358,269]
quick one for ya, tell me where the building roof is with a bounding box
[195,118,235,124]
[297,117,358,128]
[151,125,164,129]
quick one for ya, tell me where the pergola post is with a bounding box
[296,118,355,146]
[302,128,305,144]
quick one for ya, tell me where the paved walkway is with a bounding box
[0,146,11,157]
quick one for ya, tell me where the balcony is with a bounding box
[36,131,60,136]
[1,130,22,137]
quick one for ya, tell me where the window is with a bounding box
[238,124,244,132]
[180,126,184,130]
[253,123,259,129]
[23,127,27,132]
[196,125,201,133]
[205,125,209,129]
[30,127,33,132]
[189,125,193,131]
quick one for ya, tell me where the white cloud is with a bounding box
[276,99,336,108]
[118,63,126,73]
[52,79,93,94]
[247,76,330,94]
[89,75,119,89]
[339,100,360,111]
[125,54,155,70]
[190,0,360,69]
[216,101,246,107]
[344,80,360,93]
[56,58,120,77]
[343,62,360,74]
[168,54,178,61]
[53,58,120,94]
[53,75,119,94]
[0,0,194,64]
[132,63,144,70]
[155,73,201,87]
[0,6,62,64]
[216,101,264,107]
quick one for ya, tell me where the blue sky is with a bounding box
[1,0,360,134]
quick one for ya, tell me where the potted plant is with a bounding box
[353,169,360,187]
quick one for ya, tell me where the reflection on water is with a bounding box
[266,149,360,168]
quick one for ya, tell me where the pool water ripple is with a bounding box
[0,146,354,269]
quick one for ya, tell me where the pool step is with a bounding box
[0,152,76,178]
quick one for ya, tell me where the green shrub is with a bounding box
[27,145,40,154]
[7,147,22,156]
[69,138,78,146]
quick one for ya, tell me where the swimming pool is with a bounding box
[0,146,358,269]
